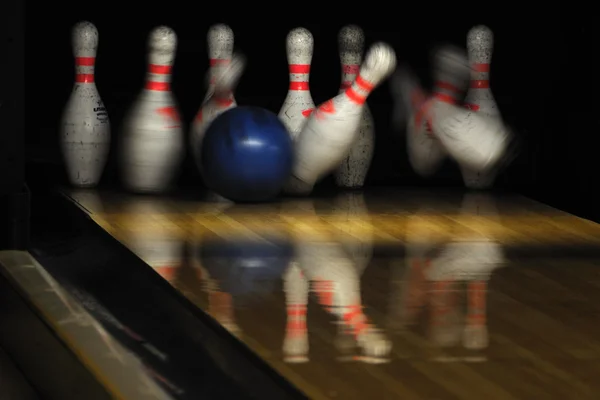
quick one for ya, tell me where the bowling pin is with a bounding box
[278,28,316,141]
[334,25,375,189]
[395,51,511,174]
[60,21,110,188]
[192,53,246,170]
[190,24,237,167]
[285,43,396,195]
[461,25,501,189]
[120,26,184,194]
[403,45,470,177]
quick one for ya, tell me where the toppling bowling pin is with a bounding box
[285,43,397,195]
[334,25,375,189]
[393,45,470,177]
[278,28,316,141]
[192,53,246,169]
[121,26,184,194]
[190,24,237,168]
[60,21,110,188]
[461,25,501,189]
[395,51,511,175]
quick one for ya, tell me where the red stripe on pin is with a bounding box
[355,75,374,91]
[289,64,310,74]
[433,92,455,104]
[464,103,480,111]
[75,74,94,83]
[472,63,490,72]
[148,64,171,74]
[434,81,461,93]
[470,80,489,89]
[345,87,366,104]
[290,82,309,90]
[75,57,95,66]
[210,59,231,66]
[342,64,359,74]
[145,81,170,91]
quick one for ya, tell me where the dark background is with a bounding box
[4,2,599,228]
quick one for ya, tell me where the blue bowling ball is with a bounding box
[200,106,294,202]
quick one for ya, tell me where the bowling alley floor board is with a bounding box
[63,188,600,399]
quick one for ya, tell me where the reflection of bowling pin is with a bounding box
[390,208,445,331]
[278,28,315,141]
[189,237,242,337]
[60,21,110,188]
[461,25,501,189]
[121,26,183,194]
[282,261,310,363]
[405,45,469,177]
[190,24,238,167]
[333,192,373,275]
[457,192,503,352]
[120,199,184,284]
[285,43,396,195]
[283,201,390,363]
[334,25,375,189]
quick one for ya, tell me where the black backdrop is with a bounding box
[21,2,599,222]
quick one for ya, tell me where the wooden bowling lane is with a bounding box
[64,188,600,399]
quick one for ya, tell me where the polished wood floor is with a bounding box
[64,188,600,399]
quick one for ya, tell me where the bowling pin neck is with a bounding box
[288,64,310,92]
[145,64,173,91]
[432,80,462,104]
[343,74,373,106]
[470,63,490,89]
[208,58,231,91]
[339,64,359,93]
[74,56,96,84]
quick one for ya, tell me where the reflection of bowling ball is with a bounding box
[200,106,294,203]
[198,236,294,300]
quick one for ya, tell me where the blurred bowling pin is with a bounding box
[121,26,184,194]
[278,27,315,140]
[190,24,238,168]
[60,21,110,188]
[334,26,375,189]
[286,43,396,195]
[461,25,501,189]
[395,53,512,174]
[192,52,246,169]
[401,45,470,177]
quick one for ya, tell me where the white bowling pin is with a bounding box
[286,43,396,195]
[60,21,110,188]
[190,24,237,167]
[406,45,470,177]
[461,25,501,189]
[428,95,511,173]
[334,25,375,189]
[278,28,316,141]
[120,26,184,194]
